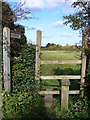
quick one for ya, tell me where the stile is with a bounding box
[35,30,42,80]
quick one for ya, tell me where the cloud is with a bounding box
[24,0,45,10]
[51,21,64,28]
[14,0,76,10]
[59,33,72,37]
[6,0,80,12]
[42,34,50,38]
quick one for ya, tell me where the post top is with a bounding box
[37,30,42,32]
[62,79,70,86]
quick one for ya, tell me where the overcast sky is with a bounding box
[7,0,83,46]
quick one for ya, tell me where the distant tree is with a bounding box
[46,43,51,48]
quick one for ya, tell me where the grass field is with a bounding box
[40,50,81,90]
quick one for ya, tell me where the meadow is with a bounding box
[40,50,81,90]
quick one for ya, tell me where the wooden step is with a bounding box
[40,75,81,80]
[39,90,80,95]
[41,60,82,65]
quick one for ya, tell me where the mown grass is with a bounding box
[40,50,81,90]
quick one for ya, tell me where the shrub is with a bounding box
[2,44,46,119]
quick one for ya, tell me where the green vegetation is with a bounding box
[41,50,81,61]
[41,50,81,90]
[2,45,46,119]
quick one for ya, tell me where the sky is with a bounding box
[7,0,84,46]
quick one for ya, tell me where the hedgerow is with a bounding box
[2,44,46,119]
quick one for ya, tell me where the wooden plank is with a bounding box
[39,90,59,95]
[41,60,82,65]
[41,75,81,80]
[0,2,3,119]
[35,30,42,80]
[69,90,80,94]
[81,29,87,97]
[3,27,11,92]
[10,33,21,39]
[39,90,80,95]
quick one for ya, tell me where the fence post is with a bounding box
[44,89,53,108]
[0,1,3,119]
[3,27,11,92]
[61,79,70,110]
[81,29,87,97]
[35,30,42,81]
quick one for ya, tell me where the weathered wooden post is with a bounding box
[61,79,70,110]
[35,30,42,81]
[44,89,53,108]
[81,29,87,97]
[3,27,21,93]
[0,1,3,119]
[3,27,11,92]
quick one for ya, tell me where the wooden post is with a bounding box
[35,30,42,81]
[81,29,87,97]
[0,1,3,119]
[3,27,11,92]
[44,89,53,108]
[61,79,70,110]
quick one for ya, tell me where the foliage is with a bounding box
[45,96,89,119]
[63,1,89,30]
[42,43,77,51]
[2,2,27,57]
[12,44,35,93]
[11,24,27,57]
[2,44,46,119]
[3,91,46,119]
[60,96,89,119]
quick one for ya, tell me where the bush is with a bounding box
[2,44,46,119]
[60,96,89,119]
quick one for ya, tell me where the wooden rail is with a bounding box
[41,75,81,80]
[39,90,80,95]
[41,60,82,65]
